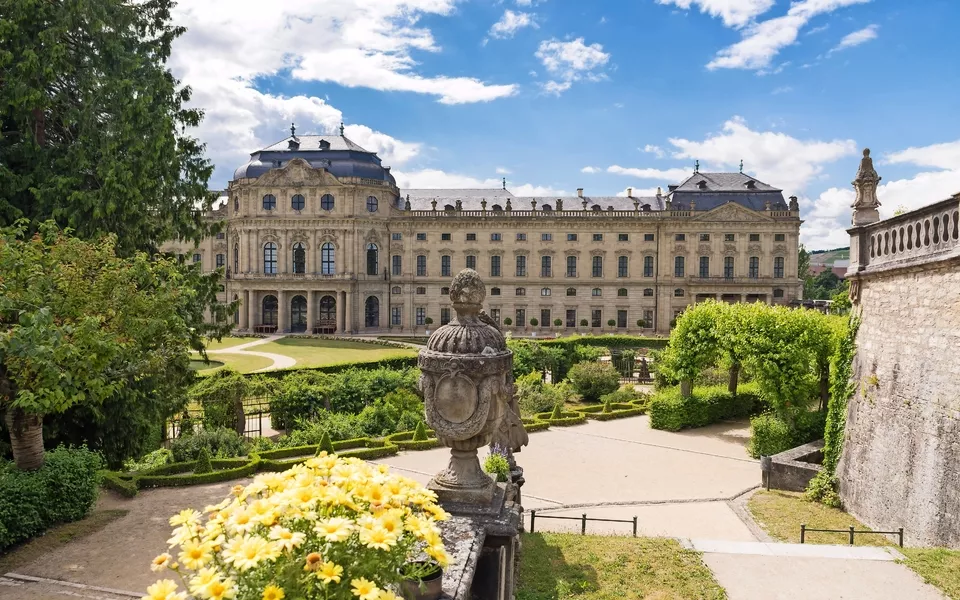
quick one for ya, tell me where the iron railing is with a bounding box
[529,510,638,536]
[800,524,904,547]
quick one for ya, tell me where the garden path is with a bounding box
[197,334,297,372]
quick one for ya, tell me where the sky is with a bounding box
[167,0,960,251]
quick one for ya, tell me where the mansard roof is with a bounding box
[401,191,664,212]
[233,133,395,184]
[668,171,787,211]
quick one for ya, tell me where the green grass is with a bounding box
[255,338,416,368]
[196,352,275,374]
[0,509,128,573]
[517,532,727,600]
[901,548,960,599]
[203,336,253,351]
[748,490,895,546]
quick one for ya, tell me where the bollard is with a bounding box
[632,516,638,537]
[530,510,536,534]
[898,527,904,548]
[800,524,806,544]
[849,526,855,546]
[581,513,587,535]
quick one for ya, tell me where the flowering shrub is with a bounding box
[146,454,450,600]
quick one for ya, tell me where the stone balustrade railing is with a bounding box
[852,195,960,274]
[404,208,798,219]
[230,272,354,281]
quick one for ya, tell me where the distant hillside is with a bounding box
[808,247,850,267]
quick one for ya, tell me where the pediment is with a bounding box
[253,158,340,187]
[692,201,774,223]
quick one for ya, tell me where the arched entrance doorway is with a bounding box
[262,295,278,332]
[290,295,307,333]
[364,296,379,328]
[318,295,337,334]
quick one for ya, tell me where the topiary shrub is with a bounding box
[316,431,335,455]
[170,428,245,462]
[553,318,563,327]
[412,421,428,442]
[194,447,213,474]
[503,317,513,326]
[566,361,620,402]
[579,319,588,327]
[530,318,539,327]
[747,413,795,458]
[607,319,616,328]
[550,403,563,420]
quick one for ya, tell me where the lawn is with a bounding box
[193,352,275,374]
[203,336,253,351]
[517,532,727,600]
[255,338,416,368]
[901,548,960,600]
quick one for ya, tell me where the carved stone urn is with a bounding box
[418,269,513,505]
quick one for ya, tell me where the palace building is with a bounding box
[165,128,802,336]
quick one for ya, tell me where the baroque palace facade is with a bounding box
[165,129,802,336]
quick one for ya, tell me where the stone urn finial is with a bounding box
[418,269,514,505]
[852,147,882,226]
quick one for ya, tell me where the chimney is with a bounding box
[627,187,633,197]
[577,188,584,198]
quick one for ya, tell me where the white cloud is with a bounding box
[829,24,879,54]
[642,144,666,158]
[489,10,537,39]
[656,0,775,29]
[342,124,421,166]
[394,168,564,196]
[806,23,830,35]
[581,166,601,174]
[535,37,610,94]
[706,0,871,71]
[885,140,960,170]
[607,165,693,181]
[496,167,512,175]
[771,85,793,94]
[616,186,660,197]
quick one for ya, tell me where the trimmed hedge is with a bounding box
[137,459,261,489]
[537,335,667,351]
[579,403,645,421]
[535,410,587,426]
[385,430,441,451]
[100,471,139,498]
[521,418,550,433]
[249,356,419,380]
[648,384,762,432]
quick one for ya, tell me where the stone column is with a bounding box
[307,290,315,335]
[277,290,287,333]
[244,229,251,273]
[248,290,257,330]
[239,290,249,330]
[281,230,289,274]
[336,291,345,333]
[345,288,353,333]
[254,230,261,273]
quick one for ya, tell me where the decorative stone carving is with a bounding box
[418,269,516,505]
[698,243,712,254]
[722,243,738,255]
[852,148,882,226]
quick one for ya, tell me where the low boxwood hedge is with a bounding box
[579,403,645,421]
[136,458,261,489]
[535,410,587,426]
[385,430,440,451]
[537,334,667,351]
[521,418,550,433]
[248,356,419,379]
[648,384,761,432]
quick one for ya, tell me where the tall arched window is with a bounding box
[262,194,276,210]
[291,194,305,211]
[262,295,278,326]
[366,243,379,275]
[321,242,335,275]
[263,242,277,274]
[216,253,225,269]
[233,244,239,273]
[365,296,380,327]
[319,295,336,323]
[292,243,306,274]
[290,295,307,332]
[366,196,379,212]
[321,194,335,210]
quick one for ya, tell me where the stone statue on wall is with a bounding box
[491,373,529,470]
[852,148,882,226]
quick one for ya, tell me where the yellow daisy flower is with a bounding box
[169,509,201,527]
[351,578,381,600]
[359,526,397,551]
[262,585,285,600]
[378,590,401,600]
[268,526,306,552]
[315,517,354,542]
[142,579,185,600]
[188,568,221,597]
[316,561,344,585]
[222,535,276,571]
[426,544,451,568]
[150,553,172,573]
[206,577,237,600]
[179,539,213,570]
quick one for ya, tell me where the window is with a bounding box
[366,196,378,212]
[674,288,685,297]
[593,234,603,242]
[675,233,686,241]
[516,287,526,296]
[416,255,426,276]
[262,295,278,326]
[391,306,402,326]
[617,310,627,329]
[643,310,654,329]
[466,255,476,270]
[541,288,551,297]
[321,242,335,275]
[263,243,277,274]
[749,233,760,242]
[540,309,550,327]
[774,257,785,278]
[491,255,501,276]
[392,232,402,241]
[566,287,576,297]
[567,233,578,242]
[699,233,710,242]
[724,256,734,279]
[592,256,603,278]
[617,256,628,278]
[416,287,426,295]
[491,287,501,296]
[441,233,451,241]
[216,253,225,269]
[440,308,451,326]
[566,256,577,277]
[541,233,552,241]
[774,234,786,242]
[516,309,526,326]
[366,243,378,276]
[644,233,655,242]
[566,309,577,328]
[643,256,654,277]
[466,233,477,241]
[234,197,239,213]
[441,255,451,277]
[541,255,552,277]
[218,284,225,293]
[416,308,426,326]
[618,234,629,242]
[262,194,276,210]
[492,204,503,212]
[319,194,335,211]
[774,288,785,298]
[724,233,735,242]
[364,296,379,327]
[491,233,502,241]
[644,288,654,297]
[749,257,759,279]
[392,255,402,276]
[516,233,527,241]
[674,256,685,277]
[193,253,201,263]
[292,242,305,274]
[591,309,602,328]
[216,232,226,240]
[592,288,602,297]
[440,287,450,296]
[391,286,401,295]
[516,255,527,277]
[233,244,239,273]
[491,309,501,325]
[699,256,710,278]
[617,288,627,297]
[291,194,305,211]
[416,233,427,241]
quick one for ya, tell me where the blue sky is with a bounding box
[169,0,960,249]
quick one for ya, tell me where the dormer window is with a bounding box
[591,204,601,211]
[697,180,707,189]
[318,140,330,150]
[744,180,756,189]
[288,139,299,150]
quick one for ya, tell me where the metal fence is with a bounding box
[163,398,271,446]
[800,524,904,547]
[528,510,639,536]
[609,351,654,384]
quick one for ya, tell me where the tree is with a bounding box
[0,0,215,256]
[0,223,232,469]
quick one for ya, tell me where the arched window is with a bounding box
[321,194,335,210]
[263,242,277,274]
[674,288,685,297]
[491,287,501,296]
[444,204,455,212]
[541,204,552,211]
[367,196,379,212]
[292,242,306,274]
[366,243,379,275]
[591,204,602,211]
[392,286,402,295]
[216,253,225,269]
[365,296,380,327]
[541,255,552,277]
[291,194,305,211]
[233,244,239,273]
[262,295,278,326]
[440,287,450,295]
[566,287,576,296]
[492,204,503,212]
[262,194,276,210]
[321,242,335,275]
[618,256,628,278]
[290,295,307,332]
[773,288,785,298]
[618,288,628,297]
[319,296,336,323]
[541,287,551,296]
[644,288,654,297]
[592,288,602,297]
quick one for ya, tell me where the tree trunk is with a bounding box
[4,407,45,471]
[728,362,740,396]
[819,360,830,411]
[680,379,693,397]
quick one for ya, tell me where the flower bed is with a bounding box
[384,429,440,451]
[579,403,645,421]
[535,410,587,426]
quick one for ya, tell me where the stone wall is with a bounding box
[838,199,960,546]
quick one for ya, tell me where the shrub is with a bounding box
[747,414,795,458]
[550,403,563,420]
[278,414,364,447]
[245,436,275,454]
[648,385,760,432]
[579,319,588,327]
[424,317,434,325]
[412,421,428,442]
[572,345,607,363]
[194,447,213,474]
[316,431,335,455]
[483,451,510,482]
[123,448,172,473]
[553,318,563,327]
[516,379,578,417]
[599,387,642,405]
[607,319,616,327]
[503,317,512,326]
[530,318,539,327]
[566,361,620,402]
[0,446,102,551]
[170,428,245,462]
[188,368,247,434]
